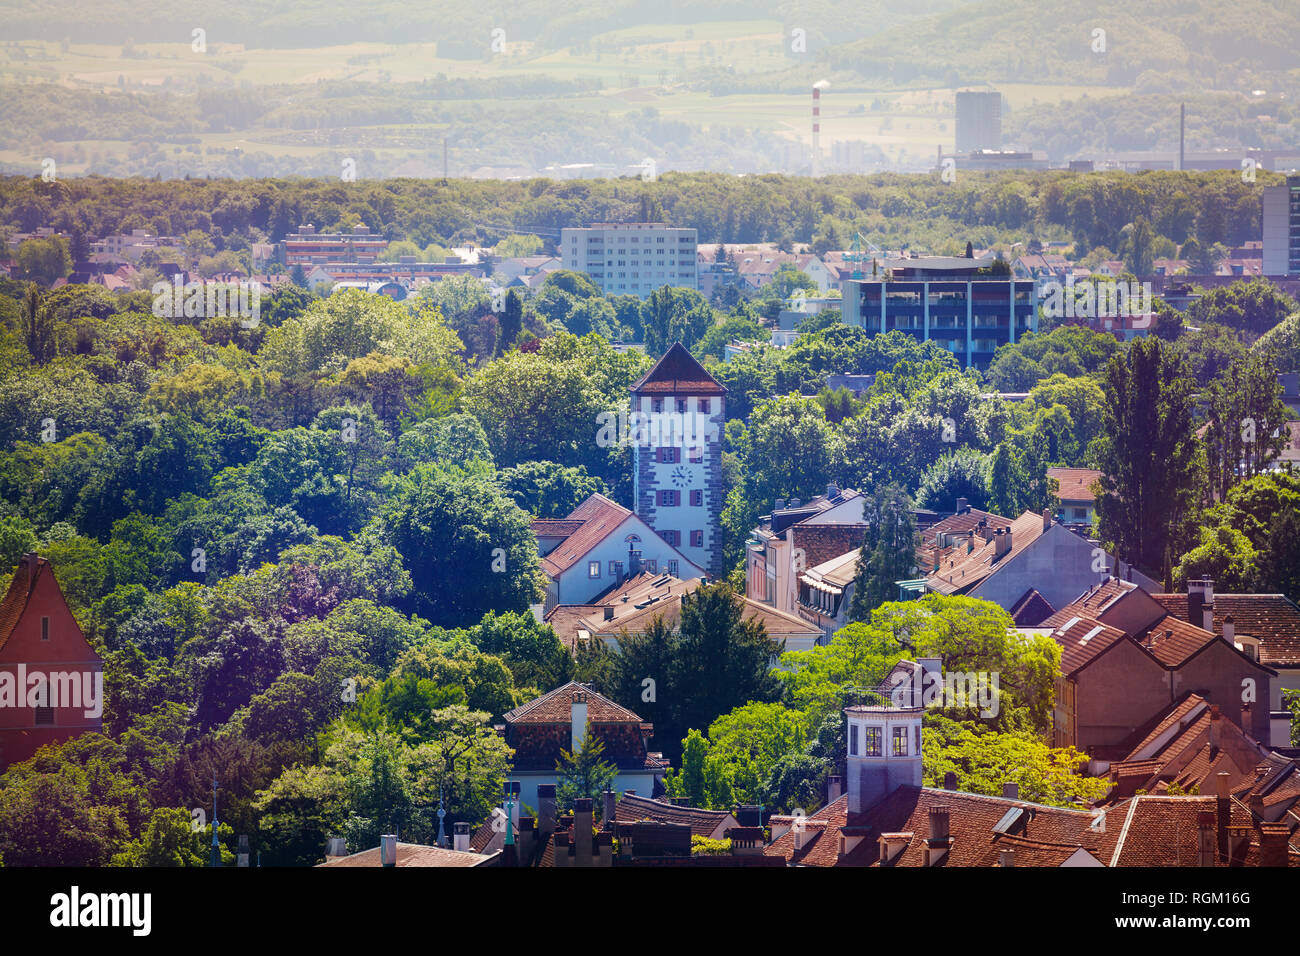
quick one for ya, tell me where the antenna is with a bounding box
[209,777,222,867]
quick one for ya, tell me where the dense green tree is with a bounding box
[1095,337,1200,584]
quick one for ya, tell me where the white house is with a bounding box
[532,493,703,613]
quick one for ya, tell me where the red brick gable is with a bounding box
[0,554,99,663]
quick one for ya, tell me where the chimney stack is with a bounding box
[925,807,952,866]
[453,822,471,853]
[1222,615,1234,643]
[537,784,557,837]
[1197,812,1216,867]
[1042,509,1051,533]
[1002,782,1019,800]
[325,836,347,860]
[602,789,617,826]
[994,528,1012,559]
[1208,705,1222,750]
[603,606,615,621]
[1259,823,1289,867]
[1215,772,1231,860]
[380,834,398,867]
[956,497,969,514]
[571,688,588,754]
[943,771,958,791]
[999,848,1015,867]
[827,775,844,803]
[574,798,595,864]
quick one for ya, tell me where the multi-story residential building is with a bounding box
[282,223,388,267]
[1041,577,1286,752]
[839,257,1038,370]
[954,90,1002,153]
[923,509,1158,613]
[630,344,726,577]
[560,223,697,297]
[1263,175,1300,277]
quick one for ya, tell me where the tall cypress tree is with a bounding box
[849,483,918,622]
[1095,337,1200,585]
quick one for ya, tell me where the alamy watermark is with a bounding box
[0,665,103,719]
[1040,277,1152,327]
[152,277,261,328]
[595,406,714,456]
[887,668,1000,718]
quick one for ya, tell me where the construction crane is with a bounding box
[844,232,882,281]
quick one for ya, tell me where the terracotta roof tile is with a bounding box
[317,842,496,867]
[1150,593,1300,668]
[504,681,645,724]
[925,511,1047,595]
[1009,588,1056,626]
[614,794,734,838]
[629,342,726,395]
[538,494,635,576]
[1047,467,1104,504]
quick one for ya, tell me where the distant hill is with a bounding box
[825,0,1300,89]
[0,0,967,50]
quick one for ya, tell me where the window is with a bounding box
[652,398,663,413]
[644,559,657,573]
[658,447,681,464]
[676,399,687,413]
[849,724,859,756]
[691,530,704,548]
[588,561,601,579]
[689,448,704,464]
[608,561,624,579]
[864,726,882,757]
[41,616,49,641]
[657,490,680,507]
[33,680,53,727]
[662,530,680,547]
[893,726,909,756]
[690,490,703,507]
[667,560,679,576]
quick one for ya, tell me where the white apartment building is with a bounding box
[1263,176,1300,277]
[560,223,698,297]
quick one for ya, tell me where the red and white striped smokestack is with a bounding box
[811,84,823,177]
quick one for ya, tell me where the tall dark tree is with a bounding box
[849,483,918,621]
[1095,337,1200,585]
[21,285,56,365]
[1203,351,1289,501]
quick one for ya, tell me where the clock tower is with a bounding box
[629,343,726,578]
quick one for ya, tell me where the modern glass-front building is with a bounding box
[839,257,1038,369]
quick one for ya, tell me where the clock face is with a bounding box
[670,465,691,488]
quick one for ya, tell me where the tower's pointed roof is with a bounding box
[630,342,726,395]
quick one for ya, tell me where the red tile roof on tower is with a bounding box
[630,342,726,395]
[0,554,95,657]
